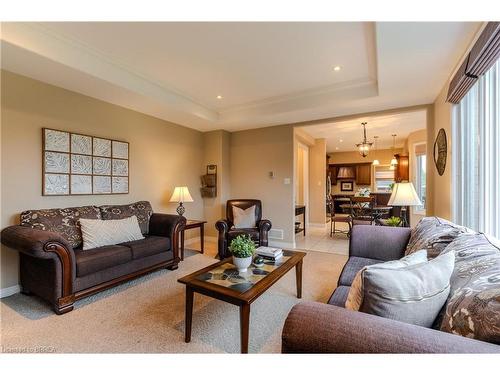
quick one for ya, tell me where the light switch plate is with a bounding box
[283,178,291,185]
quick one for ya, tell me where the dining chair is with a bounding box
[329,198,352,237]
[349,196,375,226]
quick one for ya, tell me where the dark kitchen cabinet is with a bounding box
[355,163,372,185]
[395,154,409,182]
[328,165,338,185]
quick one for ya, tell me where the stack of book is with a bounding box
[256,246,283,260]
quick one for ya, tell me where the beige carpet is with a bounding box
[0,248,346,353]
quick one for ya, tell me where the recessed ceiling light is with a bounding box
[333,66,341,71]
[216,95,223,99]
[335,147,339,150]
[339,139,343,143]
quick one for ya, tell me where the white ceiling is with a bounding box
[297,110,427,153]
[0,22,480,132]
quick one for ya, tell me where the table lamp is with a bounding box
[169,186,194,216]
[388,182,422,227]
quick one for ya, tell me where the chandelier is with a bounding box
[356,122,373,157]
[372,136,380,165]
[390,134,398,169]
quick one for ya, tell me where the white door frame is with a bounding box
[297,142,310,227]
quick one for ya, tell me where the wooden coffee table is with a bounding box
[177,250,306,353]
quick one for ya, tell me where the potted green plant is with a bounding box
[386,216,402,227]
[229,234,256,272]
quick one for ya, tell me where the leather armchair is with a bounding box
[215,199,272,259]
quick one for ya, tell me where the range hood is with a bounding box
[337,166,355,179]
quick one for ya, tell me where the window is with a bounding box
[414,143,426,212]
[453,59,500,237]
[374,165,394,192]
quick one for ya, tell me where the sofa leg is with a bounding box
[54,295,75,315]
[167,263,179,271]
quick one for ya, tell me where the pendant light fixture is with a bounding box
[372,136,380,166]
[390,134,398,166]
[356,122,373,157]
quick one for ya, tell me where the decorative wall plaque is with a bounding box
[433,128,447,176]
[42,128,129,195]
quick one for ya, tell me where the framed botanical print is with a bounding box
[42,128,129,195]
[340,181,354,192]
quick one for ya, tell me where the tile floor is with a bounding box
[294,219,350,256]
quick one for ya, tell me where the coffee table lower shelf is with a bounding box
[178,250,305,353]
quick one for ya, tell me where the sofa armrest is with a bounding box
[256,219,272,246]
[149,213,185,259]
[1,225,75,260]
[349,225,411,261]
[215,219,230,259]
[282,302,500,353]
[1,225,76,311]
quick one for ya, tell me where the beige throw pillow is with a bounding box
[232,205,256,228]
[345,250,428,311]
[79,215,144,250]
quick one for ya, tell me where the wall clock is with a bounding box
[433,128,447,176]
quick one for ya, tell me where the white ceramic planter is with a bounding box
[232,256,253,272]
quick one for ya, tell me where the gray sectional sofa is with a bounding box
[282,219,500,353]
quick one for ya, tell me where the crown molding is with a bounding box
[2,22,219,123]
[2,22,381,131]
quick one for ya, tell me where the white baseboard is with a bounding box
[0,284,20,298]
[183,236,217,246]
[268,239,294,249]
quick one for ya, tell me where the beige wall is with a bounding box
[429,86,453,219]
[1,70,204,290]
[308,139,326,224]
[328,148,404,193]
[202,130,231,236]
[230,124,294,245]
[407,129,427,226]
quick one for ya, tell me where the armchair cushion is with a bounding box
[232,205,256,228]
[226,199,262,227]
[20,205,101,248]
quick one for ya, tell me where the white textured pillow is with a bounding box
[79,216,144,250]
[232,205,256,228]
[345,250,428,311]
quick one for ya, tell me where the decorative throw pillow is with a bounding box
[405,216,470,258]
[439,233,500,343]
[360,250,455,328]
[345,250,428,311]
[20,205,101,248]
[99,201,153,235]
[79,216,144,250]
[232,205,256,228]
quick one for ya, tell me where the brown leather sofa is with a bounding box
[215,199,272,259]
[1,201,185,314]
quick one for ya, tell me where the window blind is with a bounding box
[447,22,500,104]
[414,143,426,156]
[453,59,500,237]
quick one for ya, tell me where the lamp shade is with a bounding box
[388,182,422,206]
[169,186,194,203]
